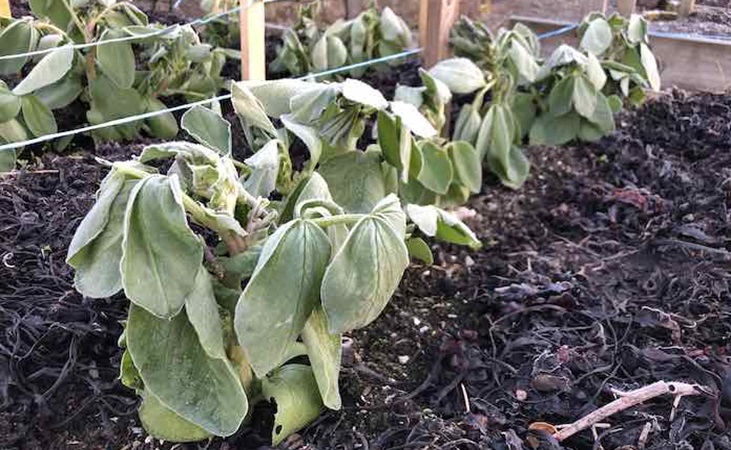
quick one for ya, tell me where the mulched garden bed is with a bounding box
[3,83,731,449]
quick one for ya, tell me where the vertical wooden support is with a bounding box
[679,0,696,17]
[617,0,636,16]
[419,0,460,69]
[240,0,266,81]
[0,0,11,19]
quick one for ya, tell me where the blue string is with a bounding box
[537,24,578,40]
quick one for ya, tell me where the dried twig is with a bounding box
[554,381,709,442]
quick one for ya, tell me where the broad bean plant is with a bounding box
[68,77,480,443]
[0,0,233,169]
[270,2,411,78]
[426,14,660,189]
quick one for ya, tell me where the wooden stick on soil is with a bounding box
[419,0,460,69]
[239,0,266,81]
[0,0,10,18]
[554,381,708,442]
[617,0,637,16]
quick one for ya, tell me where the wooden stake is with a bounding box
[239,0,266,81]
[617,0,636,16]
[0,0,11,19]
[345,0,362,19]
[679,0,696,17]
[419,0,460,69]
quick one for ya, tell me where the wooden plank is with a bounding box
[617,0,636,16]
[0,0,11,19]
[419,0,460,69]
[240,0,266,80]
[509,15,731,93]
[679,0,696,17]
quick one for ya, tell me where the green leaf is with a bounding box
[231,82,278,137]
[235,219,331,377]
[417,141,453,195]
[627,14,647,46]
[182,105,232,155]
[573,75,598,119]
[127,305,247,437]
[121,175,204,319]
[529,113,581,146]
[405,204,481,249]
[261,365,324,445]
[120,349,142,390]
[281,114,322,168]
[448,141,481,193]
[390,101,437,138]
[29,0,72,30]
[68,178,136,298]
[34,74,83,110]
[318,151,387,214]
[453,104,481,144]
[21,94,57,137]
[580,18,613,56]
[508,40,539,83]
[428,58,486,95]
[341,79,389,110]
[0,84,21,123]
[243,139,280,198]
[585,51,608,91]
[587,92,616,134]
[406,237,433,265]
[302,307,342,410]
[185,266,227,360]
[640,43,660,91]
[97,30,135,89]
[487,145,530,190]
[321,214,409,333]
[0,20,35,75]
[371,194,407,239]
[13,46,74,96]
[548,76,575,117]
[139,390,211,443]
[144,97,179,140]
[475,104,514,161]
[0,148,15,172]
[511,92,536,138]
[245,79,318,117]
[87,75,145,141]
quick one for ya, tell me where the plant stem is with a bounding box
[311,214,365,228]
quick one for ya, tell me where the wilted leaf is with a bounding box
[243,139,280,198]
[127,305,247,437]
[390,101,437,138]
[428,58,486,94]
[121,175,204,319]
[417,141,453,195]
[572,75,598,119]
[97,30,136,89]
[580,18,612,56]
[182,105,231,155]
[185,266,227,360]
[448,141,481,193]
[640,43,660,91]
[21,94,57,137]
[321,214,409,333]
[235,219,331,377]
[302,307,342,410]
[548,76,575,117]
[13,46,74,96]
[341,79,388,110]
[261,365,323,445]
[475,104,514,161]
[405,204,481,249]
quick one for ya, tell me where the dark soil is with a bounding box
[3,86,731,450]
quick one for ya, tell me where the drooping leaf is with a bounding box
[29,0,72,30]
[34,74,83,110]
[548,76,575,117]
[390,101,437,138]
[487,145,530,190]
[127,305,247,437]
[144,97,179,140]
[182,105,232,155]
[281,114,322,168]
[318,151,387,214]
[417,141,453,195]
[235,219,331,377]
[121,175,204,319]
[511,92,536,138]
[572,75,598,119]
[68,179,137,298]
[139,390,212,443]
[321,214,409,333]
[580,18,612,56]
[341,79,388,110]
[529,113,581,146]
[302,307,342,410]
[475,104,514,161]
[261,365,324,445]
[21,94,57,137]
[585,51,608,91]
[405,237,433,265]
[371,194,407,239]
[428,58,487,94]
[0,83,21,122]
[243,139,280,198]
[97,30,136,89]
[231,82,278,137]
[0,20,36,75]
[640,43,661,91]
[13,46,74,96]
[185,266,227,360]
[405,204,481,249]
[448,141,481,193]
[453,104,481,144]
[508,40,539,83]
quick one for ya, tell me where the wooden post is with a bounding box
[419,0,460,69]
[0,0,11,19]
[240,0,266,80]
[345,0,362,19]
[617,0,636,16]
[679,0,696,17]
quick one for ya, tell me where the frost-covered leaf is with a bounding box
[182,105,232,155]
[428,58,486,95]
